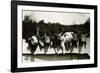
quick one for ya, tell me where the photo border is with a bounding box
[11,1,97,72]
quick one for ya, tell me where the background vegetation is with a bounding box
[22,15,90,40]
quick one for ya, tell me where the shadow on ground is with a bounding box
[23,53,90,62]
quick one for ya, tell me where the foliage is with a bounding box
[22,15,90,40]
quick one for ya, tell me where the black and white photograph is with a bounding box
[22,10,90,62]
